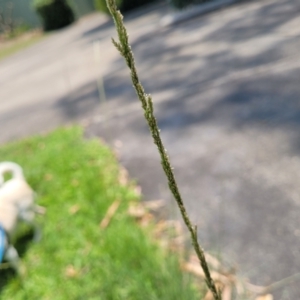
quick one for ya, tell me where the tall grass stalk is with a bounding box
[105,1,221,299]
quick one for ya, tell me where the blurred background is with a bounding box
[1,0,300,299]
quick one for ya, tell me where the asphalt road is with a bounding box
[1,0,300,298]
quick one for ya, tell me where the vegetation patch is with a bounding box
[33,0,75,31]
[0,127,200,299]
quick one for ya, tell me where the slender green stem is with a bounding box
[105,1,221,299]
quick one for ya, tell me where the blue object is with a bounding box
[0,223,6,263]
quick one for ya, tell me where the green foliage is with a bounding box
[170,0,193,9]
[7,24,31,38]
[0,127,201,299]
[33,0,74,31]
[94,0,122,14]
[33,0,53,7]
[170,0,206,9]
[94,0,155,15]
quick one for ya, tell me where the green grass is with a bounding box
[0,127,201,299]
[0,33,44,62]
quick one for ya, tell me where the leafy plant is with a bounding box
[105,0,221,299]
[94,0,122,14]
[170,0,207,9]
[33,0,74,31]
[169,0,193,9]
[0,127,201,299]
